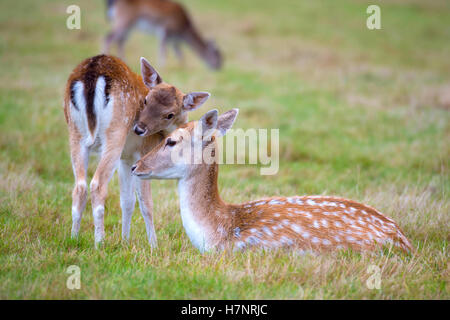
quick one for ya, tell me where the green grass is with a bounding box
[0,0,449,299]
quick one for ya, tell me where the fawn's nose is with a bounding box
[134,124,146,136]
[131,164,137,173]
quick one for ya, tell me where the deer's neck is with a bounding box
[183,26,208,58]
[177,163,232,252]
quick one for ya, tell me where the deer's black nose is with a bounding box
[131,164,137,173]
[134,124,146,136]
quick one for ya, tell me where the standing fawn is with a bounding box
[64,54,210,246]
[104,0,222,69]
[131,109,413,253]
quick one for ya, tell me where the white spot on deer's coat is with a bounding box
[313,220,320,229]
[272,224,283,231]
[287,197,295,204]
[328,202,338,207]
[311,237,320,244]
[306,199,317,206]
[322,239,331,245]
[280,236,294,245]
[217,226,226,236]
[268,199,285,205]
[246,236,259,245]
[235,241,245,249]
[295,210,312,218]
[234,227,241,238]
[263,226,273,236]
[291,224,303,234]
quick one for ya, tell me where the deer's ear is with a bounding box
[217,109,239,136]
[140,57,162,88]
[199,109,218,138]
[183,92,210,111]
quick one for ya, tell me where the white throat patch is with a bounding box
[177,179,211,252]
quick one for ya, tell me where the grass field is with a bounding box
[0,0,449,299]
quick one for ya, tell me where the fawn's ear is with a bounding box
[140,57,162,88]
[217,109,239,136]
[199,109,218,139]
[183,92,210,111]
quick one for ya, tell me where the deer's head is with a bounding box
[134,57,211,137]
[132,109,238,179]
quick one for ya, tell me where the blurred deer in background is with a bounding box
[64,54,210,246]
[104,0,222,69]
[131,109,413,254]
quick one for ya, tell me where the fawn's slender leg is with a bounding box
[117,29,130,61]
[90,133,127,246]
[158,29,168,67]
[104,19,132,59]
[103,31,116,54]
[118,159,136,240]
[137,179,157,247]
[173,41,184,64]
[70,135,90,238]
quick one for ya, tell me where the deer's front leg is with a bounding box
[158,29,168,68]
[118,159,137,241]
[103,31,116,54]
[173,41,184,64]
[137,179,157,247]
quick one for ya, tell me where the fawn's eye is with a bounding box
[165,138,176,147]
[144,98,147,104]
[167,113,174,120]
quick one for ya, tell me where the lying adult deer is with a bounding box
[104,0,222,69]
[63,54,210,246]
[131,109,413,253]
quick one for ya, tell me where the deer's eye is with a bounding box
[165,138,176,147]
[144,98,147,104]
[167,113,174,120]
